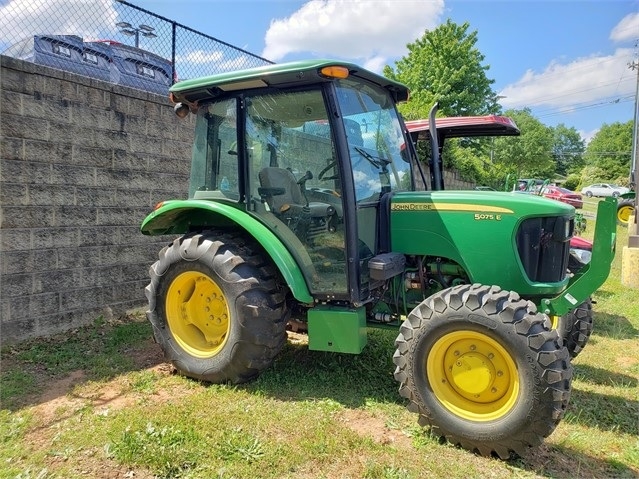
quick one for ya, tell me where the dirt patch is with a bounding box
[15,340,181,478]
[27,340,170,421]
[338,408,412,447]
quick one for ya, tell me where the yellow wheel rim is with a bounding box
[618,205,633,224]
[550,315,559,329]
[427,331,519,421]
[166,271,230,358]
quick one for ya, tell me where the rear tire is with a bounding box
[585,191,593,198]
[145,230,289,383]
[393,283,572,459]
[617,199,635,227]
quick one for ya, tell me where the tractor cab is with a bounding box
[154,61,415,305]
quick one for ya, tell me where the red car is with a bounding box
[541,186,583,209]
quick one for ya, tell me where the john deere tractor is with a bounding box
[141,60,616,458]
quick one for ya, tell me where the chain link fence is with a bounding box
[0,0,273,96]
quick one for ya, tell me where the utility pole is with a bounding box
[621,57,639,288]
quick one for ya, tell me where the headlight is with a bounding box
[571,248,592,264]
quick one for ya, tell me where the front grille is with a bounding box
[516,216,573,283]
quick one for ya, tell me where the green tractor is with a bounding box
[617,192,635,227]
[141,60,617,459]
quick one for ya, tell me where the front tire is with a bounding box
[145,231,289,383]
[393,284,572,459]
[554,299,593,358]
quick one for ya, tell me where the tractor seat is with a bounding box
[258,167,334,218]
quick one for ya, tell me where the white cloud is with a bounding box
[498,48,635,110]
[610,12,639,42]
[579,128,599,144]
[0,0,118,44]
[262,0,444,71]
[498,12,637,118]
[177,49,224,64]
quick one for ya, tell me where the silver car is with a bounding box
[580,183,630,198]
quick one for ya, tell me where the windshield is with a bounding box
[335,79,412,202]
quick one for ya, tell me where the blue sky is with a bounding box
[130,0,639,141]
[1,0,637,141]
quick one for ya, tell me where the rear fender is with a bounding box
[141,200,314,303]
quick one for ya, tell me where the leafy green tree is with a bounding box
[384,20,499,120]
[551,124,585,176]
[578,165,608,189]
[384,20,504,184]
[563,173,581,191]
[491,109,555,180]
[582,121,633,184]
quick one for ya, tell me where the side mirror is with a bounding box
[174,102,190,119]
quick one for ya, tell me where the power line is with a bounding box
[533,96,635,119]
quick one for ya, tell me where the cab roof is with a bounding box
[169,59,409,105]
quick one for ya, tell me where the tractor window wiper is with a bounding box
[354,146,391,170]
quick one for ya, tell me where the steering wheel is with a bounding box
[318,159,339,181]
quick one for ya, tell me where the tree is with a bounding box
[384,20,499,120]
[582,121,633,185]
[491,109,555,180]
[551,124,585,176]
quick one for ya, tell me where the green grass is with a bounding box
[1,223,638,479]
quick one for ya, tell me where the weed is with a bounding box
[217,428,265,463]
[108,421,200,477]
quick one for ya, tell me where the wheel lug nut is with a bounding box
[470,345,476,351]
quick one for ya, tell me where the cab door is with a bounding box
[333,79,413,303]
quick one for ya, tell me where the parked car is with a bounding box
[541,185,583,209]
[580,183,630,198]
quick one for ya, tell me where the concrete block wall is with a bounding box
[443,170,475,190]
[1,56,195,343]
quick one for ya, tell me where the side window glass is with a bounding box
[189,99,240,200]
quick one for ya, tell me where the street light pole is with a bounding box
[629,60,638,241]
[621,58,639,288]
[116,22,157,48]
